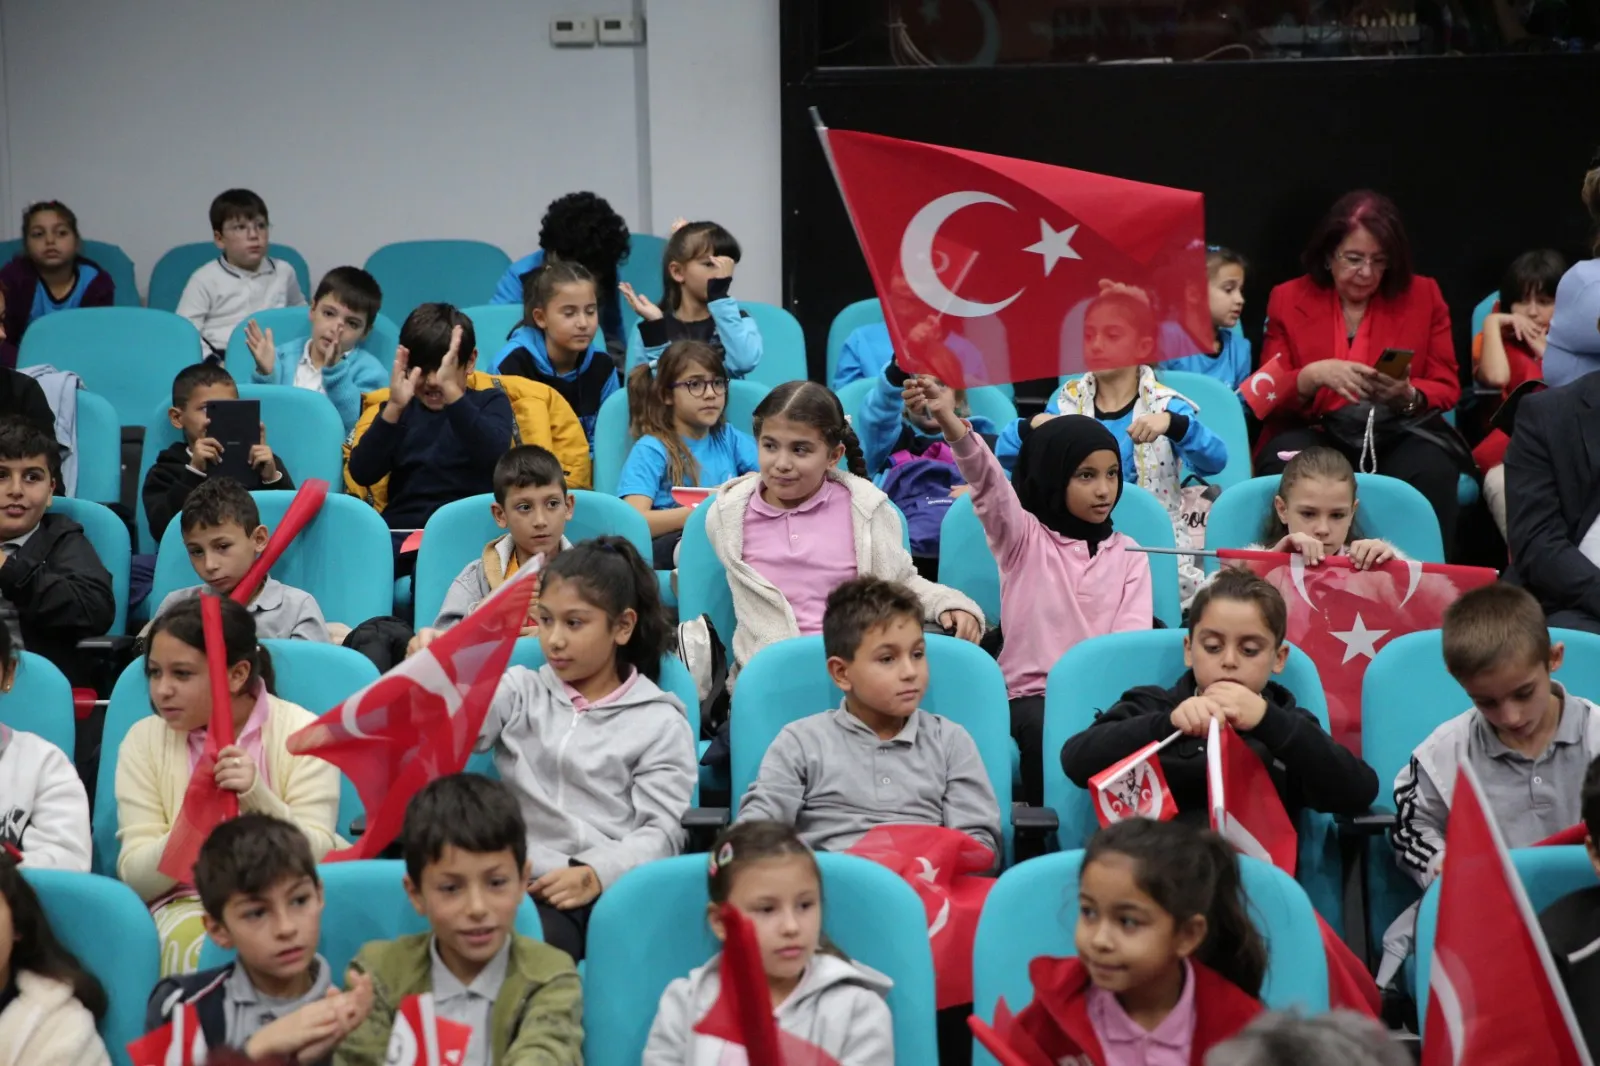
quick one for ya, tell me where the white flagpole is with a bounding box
[1206,717,1225,830]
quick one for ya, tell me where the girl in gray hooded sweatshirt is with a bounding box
[643,821,895,1065]
[477,537,698,964]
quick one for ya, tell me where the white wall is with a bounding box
[0,0,783,304]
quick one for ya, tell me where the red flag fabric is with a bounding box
[1238,353,1298,421]
[846,825,995,1009]
[1422,762,1593,1066]
[1538,824,1588,847]
[287,566,537,860]
[126,1001,207,1066]
[1088,732,1180,826]
[819,125,1208,388]
[157,594,240,883]
[968,1005,1057,1066]
[1207,718,1298,876]
[231,479,329,605]
[1217,551,1498,755]
[384,993,473,1066]
[693,904,842,1066]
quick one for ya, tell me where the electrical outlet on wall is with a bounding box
[597,13,645,45]
[550,15,596,46]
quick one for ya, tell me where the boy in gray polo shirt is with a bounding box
[737,576,1001,858]
[145,815,373,1062]
[147,477,330,641]
[1382,583,1600,984]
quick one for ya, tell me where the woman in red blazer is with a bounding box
[1257,190,1463,550]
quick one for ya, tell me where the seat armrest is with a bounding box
[1336,808,1395,836]
[681,807,731,853]
[1012,805,1059,863]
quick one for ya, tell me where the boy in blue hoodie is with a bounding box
[244,266,389,433]
[493,258,618,446]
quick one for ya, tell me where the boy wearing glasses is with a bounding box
[177,189,306,359]
[618,340,755,567]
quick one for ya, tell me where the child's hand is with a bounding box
[296,974,375,1062]
[948,484,971,499]
[1270,531,1327,566]
[1170,695,1225,736]
[939,609,983,644]
[1348,538,1396,570]
[619,282,664,322]
[1128,412,1171,444]
[1505,311,1547,346]
[668,217,689,235]
[407,627,442,658]
[711,255,737,280]
[386,346,422,418]
[244,319,276,375]
[531,865,601,910]
[190,436,223,471]
[437,325,467,405]
[902,375,963,441]
[249,424,279,481]
[1204,680,1268,731]
[213,746,257,794]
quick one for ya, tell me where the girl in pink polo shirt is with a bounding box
[989,819,1264,1065]
[909,375,1153,807]
[701,380,983,673]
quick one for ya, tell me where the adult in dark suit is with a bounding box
[1506,279,1600,632]
[1256,191,1463,550]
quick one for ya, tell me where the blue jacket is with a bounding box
[492,249,625,352]
[1158,325,1253,390]
[252,340,389,434]
[832,322,894,390]
[492,324,619,443]
[625,277,762,378]
[859,365,996,476]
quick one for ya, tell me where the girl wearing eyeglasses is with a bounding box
[620,340,757,568]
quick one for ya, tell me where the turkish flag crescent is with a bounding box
[1088,731,1181,827]
[816,121,1209,388]
[1421,761,1592,1066]
[846,824,995,1009]
[1239,353,1298,422]
[126,1002,207,1066]
[385,994,474,1066]
[287,565,538,860]
[1217,552,1498,755]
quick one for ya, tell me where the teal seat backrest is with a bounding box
[73,390,122,504]
[1159,369,1251,489]
[0,240,141,308]
[18,308,201,426]
[1203,473,1445,568]
[0,652,77,760]
[738,300,810,387]
[461,303,527,359]
[826,298,884,386]
[617,234,669,339]
[52,496,130,634]
[147,242,310,313]
[363,240,512,326]
[583,852,938,1066]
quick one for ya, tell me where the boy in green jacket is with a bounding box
[335,774,583,1065]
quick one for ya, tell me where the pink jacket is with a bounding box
[952,430,1152,698]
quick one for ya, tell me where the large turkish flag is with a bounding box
[818,124,1210,388]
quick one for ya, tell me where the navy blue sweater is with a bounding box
[346,388,514,530]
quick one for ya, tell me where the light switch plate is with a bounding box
[598,13,645,44]
[550,15,596,46]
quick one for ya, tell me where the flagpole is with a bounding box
[1127,545,1219,558]
[1206,717,1224,829]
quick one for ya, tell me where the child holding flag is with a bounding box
[115,597,341,975]
[1061,568,1376,828]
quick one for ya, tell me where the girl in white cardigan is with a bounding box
[701,381,983,670]
[115,596,342,976]
[0,855,111,1066]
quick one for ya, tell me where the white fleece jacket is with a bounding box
[0,971,111,1066]
[0,727,91,872]
[642,952,895,1066]
[703,470,983,668]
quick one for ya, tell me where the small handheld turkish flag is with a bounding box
[385,993,474,1066]
[126,1001,207,1066]
[1239,353,1298,421]
[1088,732,1181,827]
[816,119,1209,388]
[1206,718,1298,876]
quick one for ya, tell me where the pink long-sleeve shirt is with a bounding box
[951,428,1153,698]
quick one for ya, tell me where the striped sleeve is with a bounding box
[1391,754,1448,888]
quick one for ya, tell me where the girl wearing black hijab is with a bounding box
[909,376,1154,806]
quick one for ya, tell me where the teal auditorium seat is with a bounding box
[1203,473,1445,568]
[147,242,311,314]
[0,238,141,308]
[52,496,131,635]
[18,308,200,427]
[0,652,77,761]
[73,390,122,504]
[363,240,511,326]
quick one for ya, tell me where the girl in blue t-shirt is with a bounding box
[0,201,115,349]
[619,340,757,568]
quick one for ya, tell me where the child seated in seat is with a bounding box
[1159,245,1252,389]
[910,376,1151,809]
[117,597,341,975]
[1060,567,1376,826]
[493,259,618,443]
[345,304,591,545]
[620,220,762,378]
[177,189,306,360]
[1539,754,1600,1057]
[337,774,583,1066]
[643,821,894,1064]
[1256,446,1400,569]
[620,340,757,569]
[0,619,90,871]
[477,538,697,965]
[1472,249,1564,538]
[147,477,330,642]
[145,363,293,544]
[244,266,390,434]
[0,855,111,1063]
[1385,583,1600,985]
[0,416,114,686]
[145,815,373,1062]
[409,445,573,656]
[738,576,1001,856]
[0,201,116,348]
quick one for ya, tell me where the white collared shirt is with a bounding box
[175,255,307,354]
[293,341,328,394]
[430,936,511,1066]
